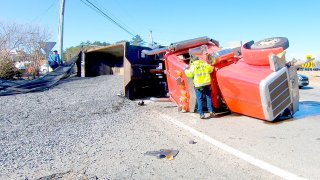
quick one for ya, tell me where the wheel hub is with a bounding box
[258,38,279,46]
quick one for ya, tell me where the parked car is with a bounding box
[15,61,30,70]
[40,64,50,74]
[298,74,309,88]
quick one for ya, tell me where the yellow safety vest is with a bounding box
[185,60,213,88]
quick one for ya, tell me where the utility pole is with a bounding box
[149,30,154,47]
[58,0,65,63]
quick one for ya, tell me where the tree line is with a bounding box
[63,35,145,61]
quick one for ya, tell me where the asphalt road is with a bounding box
[0,75,319,179]
[151,77,320,180]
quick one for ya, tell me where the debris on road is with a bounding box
[144,149,179,160]
[138,100,145,106]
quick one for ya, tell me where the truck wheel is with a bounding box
[250,37,289,50]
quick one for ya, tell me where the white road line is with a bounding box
[160,114,306,180]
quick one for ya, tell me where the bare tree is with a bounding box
[0,21,51,79]
[0,22,26,61]
[23,25,51,78]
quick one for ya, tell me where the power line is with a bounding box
[79,0,108,22]
[91,0,138,35]
[31,0,56,23]
[79,0,136,37]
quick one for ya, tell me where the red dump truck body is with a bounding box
[163,37,298,121]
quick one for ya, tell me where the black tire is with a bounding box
[250,37,289,50]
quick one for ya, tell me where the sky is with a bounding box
[0,0,319,59]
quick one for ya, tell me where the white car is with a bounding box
[40,64,51,74]
[15,61,30,70]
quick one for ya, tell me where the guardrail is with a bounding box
[299,68,320,71]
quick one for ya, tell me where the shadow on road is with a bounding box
[294,101,320,119]
[265,101,320,124]
[299,86,314,90]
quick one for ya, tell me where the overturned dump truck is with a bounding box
[80,37,299,121]
[145,36,299,121]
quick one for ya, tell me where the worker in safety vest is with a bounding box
[185,55,216,119]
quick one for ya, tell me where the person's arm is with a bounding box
[48,54,53,62]
[185,65,194,78]
[206,63,213,73]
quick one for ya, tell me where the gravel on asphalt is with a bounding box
[0,75,134,179]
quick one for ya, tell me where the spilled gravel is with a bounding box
[0,75,134,179]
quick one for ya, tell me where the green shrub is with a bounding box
[0,60,18,80]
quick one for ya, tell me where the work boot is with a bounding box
[200,114,206,119]
[209,112,218,118]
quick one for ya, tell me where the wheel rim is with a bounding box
[257,38,280,46]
